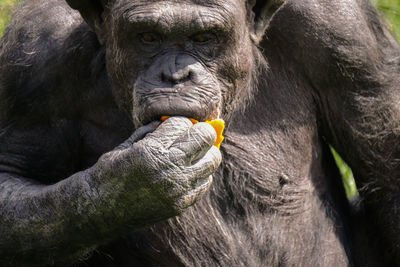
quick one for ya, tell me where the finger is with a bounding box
[116,121,161,150]
[169,122,217,164]
[187,146,222,184]
[178,146,222,209]
[131,121,161,142]
[175,175,213,211]
[146,117,193,148]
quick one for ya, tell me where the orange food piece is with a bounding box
[160,116,171,122]
[204,119,225,149]
[160,116,225,149]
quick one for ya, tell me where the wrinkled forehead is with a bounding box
[113,0,243,7]
[112,0,246,17]
[110,0,248,32]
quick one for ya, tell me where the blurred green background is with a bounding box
[371,0,400,40]
[0,0,399,198]
[0,0,20,35]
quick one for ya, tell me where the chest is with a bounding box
[78,82,134,169]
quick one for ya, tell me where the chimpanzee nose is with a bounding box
[160,54,196,84]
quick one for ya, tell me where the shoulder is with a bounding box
[1,0,87,55]
[263,0,397,90]
[0,0,102,124]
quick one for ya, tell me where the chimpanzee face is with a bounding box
[103,0,257,126]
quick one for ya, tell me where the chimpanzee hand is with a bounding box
[93,116,222,224]
[0,117,221,265]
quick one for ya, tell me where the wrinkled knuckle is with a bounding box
[133,137,163,156]
[193,123,217,144]
[131,142,158,167]
[168,146,187,165]
[131,142,148,159]
[167,116,193,126]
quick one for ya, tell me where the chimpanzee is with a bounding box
[0,0,399,266]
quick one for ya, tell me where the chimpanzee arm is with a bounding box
[0,119,221,266]
[0,2,221,266]
[270,0,400,263]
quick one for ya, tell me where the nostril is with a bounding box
[161,72,168,83]
[187,71,193,80]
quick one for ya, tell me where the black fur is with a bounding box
[0,0,399,266]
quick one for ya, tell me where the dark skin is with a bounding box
[0,0,399,266]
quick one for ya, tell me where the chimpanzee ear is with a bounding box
[66,0,111,43]
[248,0,286,43]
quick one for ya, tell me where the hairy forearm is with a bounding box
[0,166,172,265]
[0,169,182,266]
[0,118,220,265]
[0,170,111,265]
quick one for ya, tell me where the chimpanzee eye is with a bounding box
[191,32,217,44]
[139,32,161,44]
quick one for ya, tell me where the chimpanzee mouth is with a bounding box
[140,102,219,126]
[142,109,209,125]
